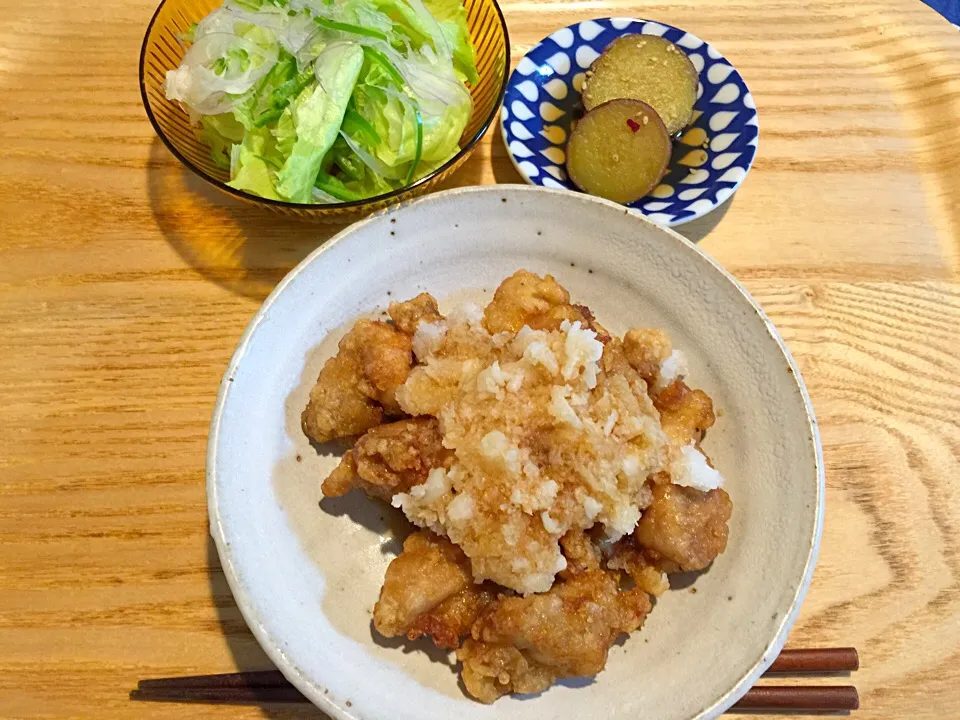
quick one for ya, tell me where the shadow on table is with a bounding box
[147,139,347,303]
[489,123,525,185]
[207,535,329,718]
[147,138,495,302]
[674,196,734,244]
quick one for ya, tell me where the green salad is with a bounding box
[165,0,477,204]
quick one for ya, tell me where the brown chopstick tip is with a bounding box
[131,686,307,704]
[137,670,289,690]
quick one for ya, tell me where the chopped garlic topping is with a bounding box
[480,430,521,475]
[524,340,560,375]
[541,511,561,534]
[411,321,447,360]
[655,349,688,391]
[673,444,725,491]
[602,410,619,436]
[549,385,582,428]
[447,492,475,522]
[582,495,603,522]
[560,320,603,387]
[449,302,484,326]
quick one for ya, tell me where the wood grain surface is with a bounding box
[1,0,959,718]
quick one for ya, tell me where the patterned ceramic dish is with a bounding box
[208,185,822,720]
[501,18,758,227]
[139,0,509,221]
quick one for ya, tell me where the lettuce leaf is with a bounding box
[230,48,298,129]
[275,42,364,202]
[272,105,297,158]
[227,128,282,199]
[422,0,477,84]
[197,113,246,168]
[350,54,468,172]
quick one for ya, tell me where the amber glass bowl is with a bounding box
[139,0,509,220]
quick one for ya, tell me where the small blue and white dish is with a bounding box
[501,18,759,227]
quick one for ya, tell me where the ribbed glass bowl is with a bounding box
[139,0,509,220]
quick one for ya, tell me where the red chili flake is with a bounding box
[626,118,641,133]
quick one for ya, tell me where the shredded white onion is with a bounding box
[340,130,405,180]
[311,187,340,204]
[165,32,278,112]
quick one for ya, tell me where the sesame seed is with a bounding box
[642,115,649,125]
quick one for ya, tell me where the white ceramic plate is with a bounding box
[207,185,823,720]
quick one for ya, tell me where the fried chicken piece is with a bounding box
[457,640,556,702]
[396,317,497,416]
[301,359,381,444]
[622,328,672,384]
[635,482,732,571]
[558,529,601,580]
[600,336,634,378]
[482,270,592,334]
[407,585,498,649]
[605,537,670,596]
[459,569,651,702]
[321,418,452,500]
[597,338,666,419]
[653,379,716,448]
[471,570,651,675]
[396,359,472,417]
[571,304,612,343]
[374,531,495,649]
[373,532,474,639]
[302,320,413,443]
[321,449,360,497]
[388,293,443,335]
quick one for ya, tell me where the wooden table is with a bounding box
[2,0,959,717]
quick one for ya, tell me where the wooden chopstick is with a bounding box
[133,647,859,692]
[132,647,859,712]
[765,647,859,674]
[130,684,860,712]
[137,670,291,690]
[131,686,306,703]
[732,686,860,711]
